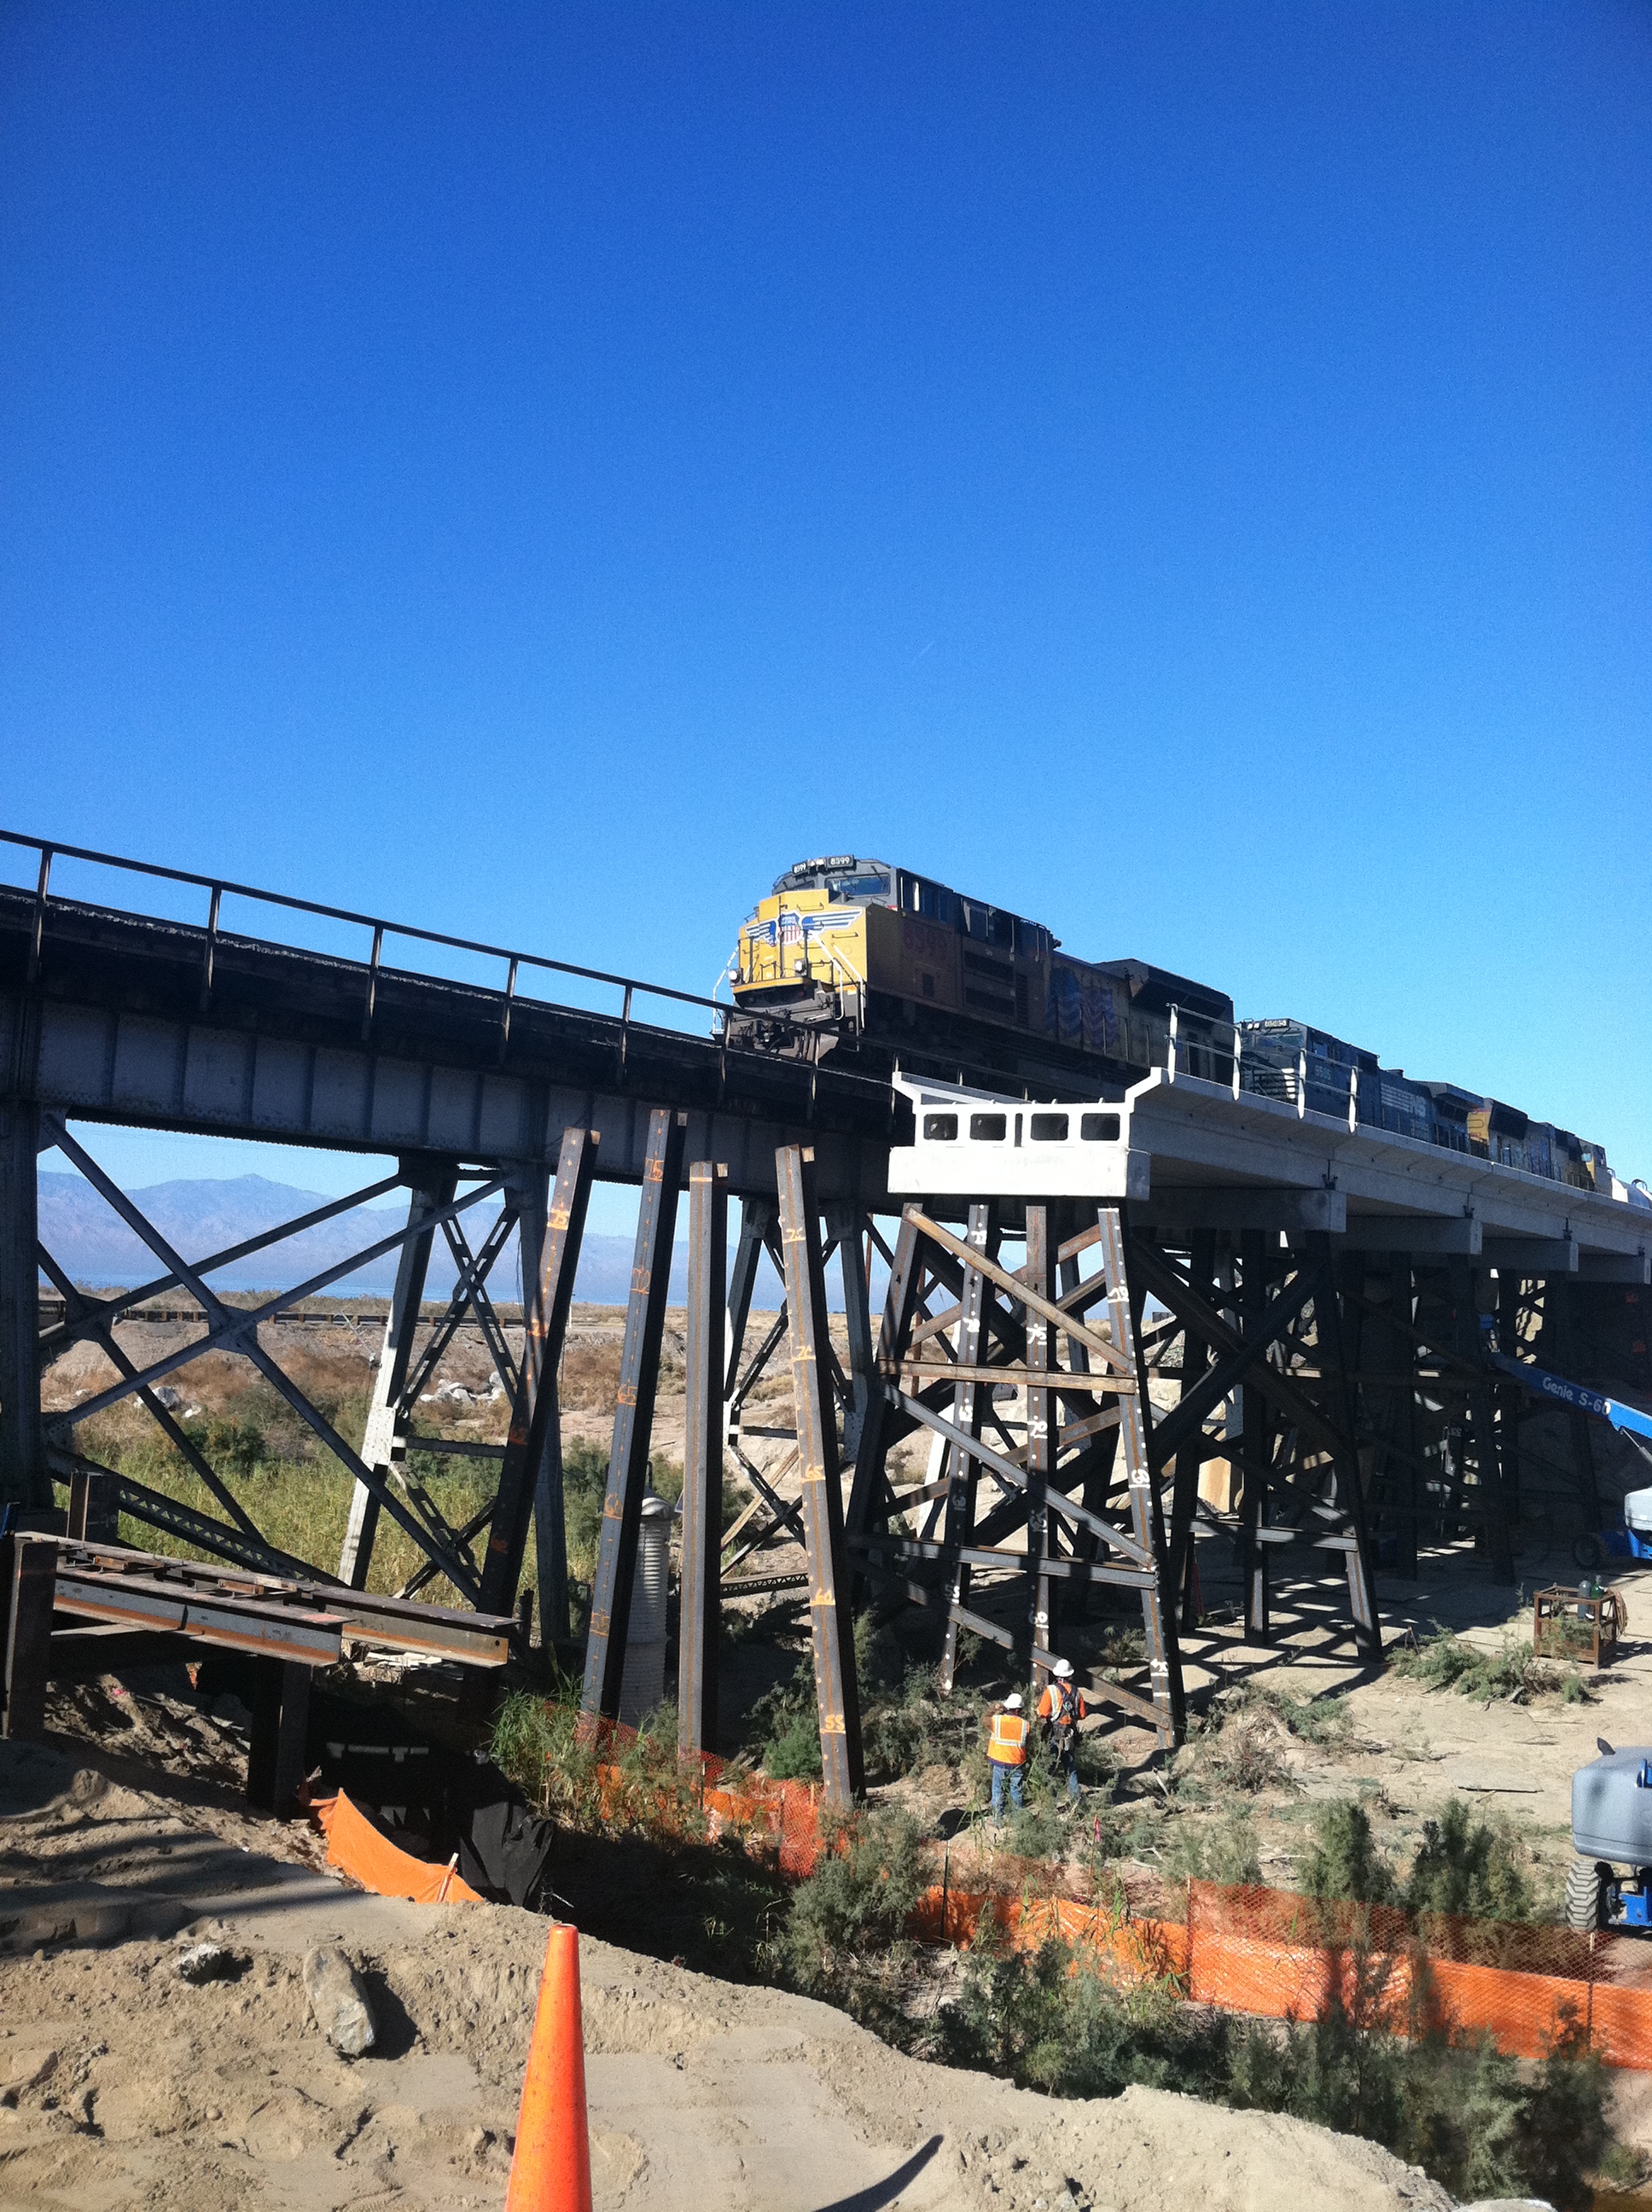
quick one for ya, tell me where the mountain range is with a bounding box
[38,1172,800,1309]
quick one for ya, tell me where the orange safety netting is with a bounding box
[577,1714,829,1876]
[311,1790,487,1906]
[910,1877,1652,2070]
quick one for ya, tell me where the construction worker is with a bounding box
[986,1692,1030,1825]
[1038,1658,1090,1804]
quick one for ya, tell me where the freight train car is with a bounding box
[730,854,1638,1199]
[728,855,1233,1088]
[1239,1022,1627,1195]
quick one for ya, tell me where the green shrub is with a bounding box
[1405,1798,1532,1924]
[774,1807,924,2027]
[942,1925,1227,2099]
[1161,1814,1263,1888]
[1300,1799,1397,1905]
[747,1652,823,1781]
[938,1927,1614,2208]
[1393,1627,1562,1703]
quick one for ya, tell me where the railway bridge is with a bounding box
[2,830,1647,1795]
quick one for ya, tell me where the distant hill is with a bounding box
[37,1171,796,1307]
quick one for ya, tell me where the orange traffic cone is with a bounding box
[504,1922,593,2212]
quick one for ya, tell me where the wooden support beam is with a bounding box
[246,1657,312,1819]
[480,1127,596,1625]
[1101,1210,1183,1742]
[679,1161,727,1758]
[939,1202,994,1694]
[581,1109,687,1723]
[777,1144,863,1807]
[1,1534,54,1740]
[1310,1232,1381,1659]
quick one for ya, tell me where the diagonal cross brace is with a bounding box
[43,1121,486,1604]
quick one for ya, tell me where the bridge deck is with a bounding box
[3,865,1645,1262]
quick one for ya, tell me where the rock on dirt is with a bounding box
[0,1734,1471,2209]
[176,1940,238,1985]
[302,1944,378,2056]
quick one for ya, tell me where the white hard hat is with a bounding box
[1053,1659,1073,1679]
[1004,1692,1023,1709]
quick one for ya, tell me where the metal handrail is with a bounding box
[0,824,848,1061]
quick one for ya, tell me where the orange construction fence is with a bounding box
[312,1790,487,1906]
[910,1876,1652,2070]
[578,1714,829,1876]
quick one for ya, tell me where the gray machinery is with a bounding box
[1568,1738,1652,1931]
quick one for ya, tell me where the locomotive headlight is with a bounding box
[794,958,807,976]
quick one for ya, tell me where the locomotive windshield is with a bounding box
[772,857,894,900]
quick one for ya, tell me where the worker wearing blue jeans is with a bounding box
[986,1693,1029,1825]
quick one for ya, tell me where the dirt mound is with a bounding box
[0,1739,1467,2212]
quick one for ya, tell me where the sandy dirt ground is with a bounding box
[0,1736,1470,2212]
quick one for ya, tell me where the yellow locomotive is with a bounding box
[729,855,1234,1087]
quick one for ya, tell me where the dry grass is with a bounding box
[559,1341,625,1410]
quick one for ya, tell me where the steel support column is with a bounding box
[678,1161,727,1756]
[0,1104,45,1510]
[339,1164,457,1588]
[580,1109,687,1724]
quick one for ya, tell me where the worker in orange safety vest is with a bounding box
[986,1692,1030,1825]
[1037,1657,1091,1803]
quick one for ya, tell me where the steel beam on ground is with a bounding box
[777,1144,863,1805]
[475,1131,595,1624]
[339,1166,456,1586]
[581,1109,688,1722]
[679,1160,727,1757]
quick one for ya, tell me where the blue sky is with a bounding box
[3,0,1649,1228]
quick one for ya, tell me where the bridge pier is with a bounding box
[0,1103,45,1511]
[339,1162,457,1588]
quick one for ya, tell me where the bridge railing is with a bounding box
[1,826,849,1068]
